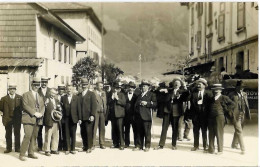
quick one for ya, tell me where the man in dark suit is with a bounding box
[61,85,79,154]
[93,82,107,149]
[43,88,61,156]
[133,80,157,152]
[124,81,139,148]
[110,83,126,150]
[78,78,97,153]
[37,76,51,151]
[57,84,66,151]
[155,78,185,150]
[228,80,251,155]
[19,77,45,161]
[1,83,23,153]
[190,78,211,151]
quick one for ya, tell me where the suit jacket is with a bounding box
[78,90,97,121]
[125,91,139,118]
[38,87,51,102]
[164,89,187,116]
[22,91,45,125]
[110,91,126,118]
[44,97,60,127]
[1,94,23,126]
[94,90,107,114]
[228,91,251,120]
[61,94,79,124]
[135,91,157,121]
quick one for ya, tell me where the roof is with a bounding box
[28,3,85,42]
[40,3,106,34]
[0,58,44,67]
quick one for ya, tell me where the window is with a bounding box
[53,39,57,60]
[191,7,194,25]
[197,2,203,17]
[251,2,254,7]
[68,47,71,64]
[215,19,218,30]
[208,39,212,60]
[208,2,213,25]
[58,42,63,62]
[191,37,194,54]
[236,51,244,70]
[64,45,68,63]
[61,76,64,84]
[218,14,225,41]
[220,2,225,13]
[237,2,245,30]
[197,31,201,50]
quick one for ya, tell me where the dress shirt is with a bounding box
[42,88,47,96]
[214,94,221,100]
[9,94,15,99]
[68,95,72,104]
[128,92,133,101]
[197,90,204,105]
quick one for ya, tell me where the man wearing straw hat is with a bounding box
[1,83,23,153]
[19,77,45,161]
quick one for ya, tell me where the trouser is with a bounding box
[64,117,77,151]
[159,113,180,147]
[208,115,225,152]
[20,124,39,156]
[58,123,66,151]
[93,112,106,146]
[178,115,185,140]
[232,113,245,151]
[135,115,152,149]
[37,125,43,149]
[81,120,94,150]
[124,115,137,146]
[192,114,208,148]
[184,119,193,138]
[43,123,59,152]
[5,120,21,151]
[111,117,124,147]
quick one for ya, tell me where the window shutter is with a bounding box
[208,2,213,24]
[197,31,201,49]
[218,14,225,39]
[237,2,245,30]
[191,37,194,53]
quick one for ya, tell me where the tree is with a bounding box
[101,62,124,85]
[72,57,100,85]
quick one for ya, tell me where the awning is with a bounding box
[184,61,215,74]
[0,58,44,67]
[163,70,186,75]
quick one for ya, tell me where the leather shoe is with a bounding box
[65,151,70,155]
[38,148,43,152]
[86,149,92,153]
[124,145,129,148]
[172,146,177,150]
[70,151,76,154]
[15,149,20,153]
[216,151,223,155]
[241,151,245,155]
[110,145,119,149]
[231,145,239,149]
[133,147,141,151]
[191,147,199,151]
[100,145,106,149]
[78,147,87,152]
[45,152,51,156]
[51,151,59,155]
[4,149,12,153]
[144,148,150,152]
[19,155,27,161]
[154,146,163,150]
[119,147,124,150]
[92,146,95,150]
[28,154,38,159]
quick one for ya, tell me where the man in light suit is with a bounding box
[78,78,97,153]
[133,80,157,152]
[19,77,45,161]
[228,80,251,155]
[93,82,107,149]
[1,83,23,153]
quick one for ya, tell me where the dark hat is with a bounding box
[51,110,62,122]
[41,76,50,82]
[32,77,41,85]
[159,82,166,88]
[172,78,182,85]
[211,84,224,90]
[128,81,136,88]
[114,83,121,89]
[236,80,244,87]
[81,78,88,85]
[58,84,65,90]
[195,78,208,87]
[8,83,17,89]
[235,65,242,70]
[140,80,150,86]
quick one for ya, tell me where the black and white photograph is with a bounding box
[0,1,258,166]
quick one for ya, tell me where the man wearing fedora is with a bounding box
[190,78,211,151]
[228,80,251,154]
[1,83,23,153]
[37,76,51,152]
[207,84,235,155]
[78,78,97,153]
[19,77,45,161]
[43,88,62,156]
[133,80,157,152]
[110,82,126,150]
[61,85,79,154]
[57,84,66,151]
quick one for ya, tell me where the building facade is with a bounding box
[187,2,258,75]
[0,3,85,97]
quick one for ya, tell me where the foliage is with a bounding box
[101,62,124,85]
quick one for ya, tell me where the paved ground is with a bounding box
[0,113,258,166]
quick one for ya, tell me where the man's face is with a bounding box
[96,83,103,91]
[173,81,181,89]
[41,81,48,88]
[129,87,134,93]
[67,86,73,95]
[9,88,16,95]
[141,85,149,92]
[197,82,205,91]
[32,83,40,91]
[115,87,121,93]
[82,84,88,90]
[50,90,57,98]
[58,89,64,95]
[213,89,222,96]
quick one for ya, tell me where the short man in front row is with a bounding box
[93,82,107,149]
[190,78,211,151]
[61,85,79,154]
[228,80,251,154]
[133,80,157,152]
[1,83,23,153]
[43,88,62,156]
[19,77,45,161]
[78,78,97,153]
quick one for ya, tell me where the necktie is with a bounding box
[198,91,202,100]
[36,93,39,109]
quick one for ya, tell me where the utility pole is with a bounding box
[139,54,142,80]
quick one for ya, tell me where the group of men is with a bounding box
[0,74,251,161]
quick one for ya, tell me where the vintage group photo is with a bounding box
[0,1,258,166]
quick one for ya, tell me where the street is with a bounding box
[0,114,258,166]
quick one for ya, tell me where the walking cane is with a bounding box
[151,108,155,139]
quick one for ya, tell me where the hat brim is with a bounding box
[51,110,62,121]
[196,81,208,87]
[211,87,224,90]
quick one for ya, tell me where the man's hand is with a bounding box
[34,112,42,118]
[89,116,94,122]
[78,120,82,124]
[140,101,147,106]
